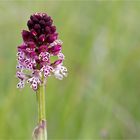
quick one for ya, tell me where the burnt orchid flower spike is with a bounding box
[16,13,67,140]
[16,12,67,91]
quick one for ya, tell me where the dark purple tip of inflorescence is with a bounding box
[24,13,57,45]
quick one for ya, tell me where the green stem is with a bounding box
[37,84,46,122]
[36,82,47,140]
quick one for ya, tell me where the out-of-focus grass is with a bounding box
[0,0,140,139]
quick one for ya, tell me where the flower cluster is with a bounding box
[16,13,67,91]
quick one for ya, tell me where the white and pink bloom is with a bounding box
[16,13,67,91]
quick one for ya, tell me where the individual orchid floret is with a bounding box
[16,13,67,91]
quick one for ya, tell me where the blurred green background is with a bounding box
[0,0,140,139]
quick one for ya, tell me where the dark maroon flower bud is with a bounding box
[42,14,48,20]
[46,19,53,26]
[44,16,51,22]
[49,45,61,55]
[30,29,37,36]
[39,34,45,42]
[41,28,45,34]
[22,30,33,42]
[45,26,51,34]
[47,34,56,43]
[30,15,34,20]
[34,24,41,30]
[39,20,46,26]
[27,20,34,30]
[35,14,41,20]
[50,26,56,33]
[30,15,38,23]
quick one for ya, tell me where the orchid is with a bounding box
[16,13,67,91]
[16,13,67,140]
